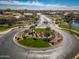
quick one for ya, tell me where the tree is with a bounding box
[74,15,79,23]
[53,15,62,24]
[0,10,3,14]
[64,13,74,30]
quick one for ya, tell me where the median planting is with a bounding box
[15,27,63,48]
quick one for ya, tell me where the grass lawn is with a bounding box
[18,37,50,48]
[71,26,79,32]
[0,25,14,31]
[59,23,79,32]
[67,29,79,37]
[34,28,52,33]
[58,23,70,29]
[58,23,79,37]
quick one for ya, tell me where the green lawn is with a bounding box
[59,23,79,32]
[67,29,79,37]
[0,25,13,31]
[18,37,50,48]
[58,23,70,29]
[71,26,79,32]
[34,28,52,33]
[58,23,79,37]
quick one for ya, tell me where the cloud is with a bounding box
[0,1,79,10]
[0,1,44,6]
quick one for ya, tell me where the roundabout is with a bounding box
[0,14,79,59]
[14,22,63,49]
[12,14,79,59]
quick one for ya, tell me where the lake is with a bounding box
[72,22,79,27]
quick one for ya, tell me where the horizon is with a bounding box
[0,0,79,10]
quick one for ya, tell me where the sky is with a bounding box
[0,0,79,10]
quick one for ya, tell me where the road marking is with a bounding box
[0,55,10,58]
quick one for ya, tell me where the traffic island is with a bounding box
[18,37,50,48]
[13,27,63,49]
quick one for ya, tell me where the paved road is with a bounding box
[39,14,79,59]
[0,14,79,59]
[0,28,27,59]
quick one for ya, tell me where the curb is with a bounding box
[56,24,79,39]
[13,32,52,51]
[13,31,63,52]
[0,27,18,35]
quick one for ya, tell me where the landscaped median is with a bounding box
[57,23,79,38]
[13,32,52,50]
[16,28,52,48]
[13,27,63,50]
[18,37,50,48]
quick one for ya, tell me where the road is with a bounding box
[0,14,79,59]
[38,14,79,59]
